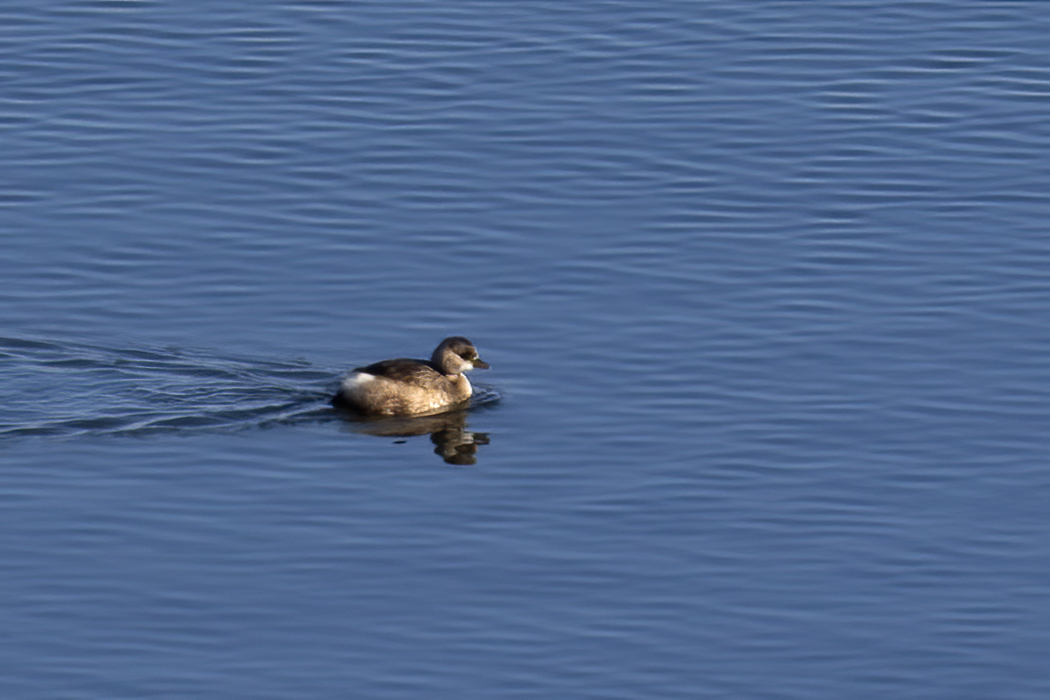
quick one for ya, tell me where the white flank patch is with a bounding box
[342,372,375,392]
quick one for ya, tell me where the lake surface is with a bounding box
[3,2,1050,698]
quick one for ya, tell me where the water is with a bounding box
[3,1,1050,698]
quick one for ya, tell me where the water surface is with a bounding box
[2,2,1050,698]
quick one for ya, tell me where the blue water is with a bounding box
[3,2,1050,698]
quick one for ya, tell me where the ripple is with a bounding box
[0,336,337,438]
[0,336,505,439]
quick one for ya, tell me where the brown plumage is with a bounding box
[332,337,490,416]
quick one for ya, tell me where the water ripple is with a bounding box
[0,336,502,440]
[0,336,335,438]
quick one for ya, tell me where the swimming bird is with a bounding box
[332,336,489,416]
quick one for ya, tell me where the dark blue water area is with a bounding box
[3,1,1050,698]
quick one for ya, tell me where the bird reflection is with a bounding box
[335,406,490,465]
